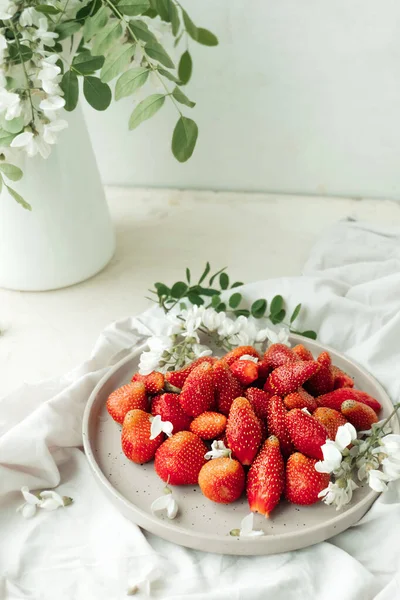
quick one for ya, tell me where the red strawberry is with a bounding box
[154,431,208,485]
[257,358,272,383]
[341,400,378,431]
[121,409,163,463]
[286,408,329,459]
[283,387,317,412]
[131,371,164,394]
[304,352,334,396]
[263,343,298,369]
[230,359,259,386]
[151,393,192,433]
[285,452,330,505]
[179,362,215,417]
[331,365,354,389]
[247,436,285,517]
[266,395,293,457]
[265,361,319,396]
[317,388,381,413]
[313,407,348,439]
[245,387,272,421]
[213,359,243,416]
[106,382,147,424]
[258,416,268,442]
[222,346,260,366]
[292,344,313,361]
[226,397,262,465]
[198,457,245,504]
[190,411,227,440]
[165,356,216,389]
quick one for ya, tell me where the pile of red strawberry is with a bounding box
[106,343,382,517]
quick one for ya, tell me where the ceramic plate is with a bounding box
[82,335,399,555]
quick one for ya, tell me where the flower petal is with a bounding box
[335,423,357,450]
[21,486,40,505]
[151,494,171,514]
[21,503,37,518]
[166,497,178,519]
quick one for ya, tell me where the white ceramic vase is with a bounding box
[0,105,115,291]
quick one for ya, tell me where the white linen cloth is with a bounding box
[1,219,400,600]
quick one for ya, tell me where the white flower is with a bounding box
[38,490,65,511]
[43,119,68,144]
[201,307,225,332]
[19,6,40,27]
[381,456,400,480]
[0,0,16,20]
[379,434,400,459]
[318,479,358,510]
[17,487,72,518]
[368,469,389,492]
[139,335,172,375]
[151,489,178,520]
[0,68,6,89]
[11,131,51,159]
[38,56,62,95]
[265,327,291,347]
[181,305,203,340]
[17,486,41,519]
[39,95,65,114]
[335,423,357,451]
[0,34,7,61]
[0,89,21,120]
[315,439,343,474]
[218,316,238,338]
[34,17,59,47]
[192,344,212,358]
[149,414,173,440]
[239,354,259,363]
[205,440,231,460]
[235,513,264,538]
[127,566,163,596]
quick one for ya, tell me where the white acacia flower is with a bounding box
[150,488,178,520]
[0,34,7,61]
[39,490,65,511]
[127,566,163,596]
[335,423,357,451]
[265,327,291,347]
[381,456,400,480]
[192,343,212,358]
[149,414,173,440]
[201,307,225,332]
[218,317,238,338]
[17,487,72,518]
[0,0,16,20]
[34,17,59,47]
[231,513,264,538]
[10,131,51,159]
[318,479,358,510]
[205,440,231,460]
[315,439,343,474]
[43,119,68,144]
[19,6,40,27]
[239,354,259,363]
[181,306,203,340]
[379,434,400,458]
[139,335,172,375]
[39,95,65,114]
[0,89,21,120]
[368,469,389,492]
[17,486,41,519]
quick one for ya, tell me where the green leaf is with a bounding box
[209,267,227,286]
[118,0,150,16]
[196,287,220,296]
[92,21,123,56]
[6,185,31,210]
[60,71,79,112]
[83,76,112,110]
[198,262,211,284]
[169,0,180,35]
[231,281,244,288]
[196,28,218,46]
[251,299,267,318]
[152,0,169,20]
[234,309,250,317]
[0,163,23,181]
[178,50,192,85]
[172,116,198,162]
[171,281,188,298]
[115,67,149,100]
[56,20,82,42]
[290,303,302,324]
[76,0,101,20]
[1,116,24,134]
[219,272,229,290]
[157,67,180,84]
[211,295,221,308]
[186,268,191,283]
[8,44,32,64]
[155,282,170,296]
[0,129,16,146]
[188,292,204,306]
[216,302,226,313]
[145,41,174,68]
[229,293,242,309]
[172,86,195,108]
[299,330,317,340]
[270,309,286,325]
[72,53,105,75]
[35,4,60,13]
[270,294,284,316]
[129,94,165,130]
[181,7,198,40]
[83,6,108,42]
[100,43,135,83]
[129,19,158,43]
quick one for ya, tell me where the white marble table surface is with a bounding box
[1,187,400,398]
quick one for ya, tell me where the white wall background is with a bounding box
[82,1,400,200]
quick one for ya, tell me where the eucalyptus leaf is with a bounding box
[229,293,242,309]
[198,262,211,284]
[129,94,165,130]
[171,281,188,298]
[171,116,198,162]
[145,41,174,68]
[172,86,195,108]
[270,294,284,316]
[100,43,135,83]
[196,28,218,46]
[6,185,31,210]
[115,67,149,100]
[178,50,192,85]
[83,6,108,42]
[72,53,105,75]
[83,76,112,110]
[157,67,180,84]
[60,71,79,112]
[92,21,123,56]
[251,299,267,318]
[56,20,82,41]
[0,163,22,181]
[290,303,302,324]
[219,272,229,290]
[129,19,158,43]
[118,0,150,16]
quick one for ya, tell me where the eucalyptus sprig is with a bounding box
[148,262,317,340]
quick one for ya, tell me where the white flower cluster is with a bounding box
[17,486,72,518]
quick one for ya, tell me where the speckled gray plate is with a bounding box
[82,335,399,555]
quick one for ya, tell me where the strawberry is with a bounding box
[257,358,272,383]
[266,395,293,457]
[131,371,164,395]
[226,397,262,465]
[286,408,329,459]
[292,344,313,361]
[331,365,354,389]
[165,356,216,389]
[230,359,259,386]
[154,431,208,485]
[341,400,378,431]
[304,352,334,396]
[213,359,243,416]
[265,361,319,396]
[313,407,348,439]
[263,343,298,369]
[106,382,147,424]
[247,436,285,517]
[222,346,260,366]
[121,409,163,463]
[179,362,215,417]
[317,388,381,413]
[283,387,317,412]
[190,411,227,440]
[285,452,330,505]
[151,393,192,433]
[245,387,272,421]
[198,457,245,503]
